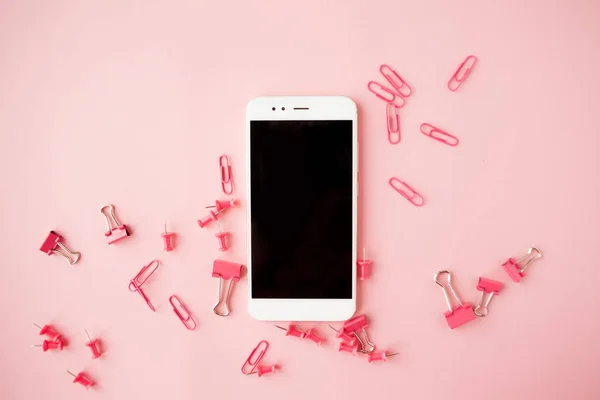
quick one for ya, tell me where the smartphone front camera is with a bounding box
[272,107,276,111]
[282,107,285,111]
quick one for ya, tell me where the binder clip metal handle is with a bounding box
[212,260,243,317]
[434,270,476,329]
[343,315,375,354]
[40,231,81,265]
[213,277,235,317]
[434,270,463,310]
[100,204,130,244]
[516,247,543,274]
[473,277,504,317]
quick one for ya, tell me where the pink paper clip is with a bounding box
[33,323,62,342]
[357,248,373,280]
[84,330,102,359]
[100,204,130,244]
[502,247,543,283]
[128,260,160,312]
[420,123,459,147]
[206,199,237,212]
[67,370,95,390]
[389,177,424,207]
[241,340,269,375]
[212,260,243,316]
[380,64,412,97]
[367,81,405,108]
[448,55,477,92]
[274,324,307,339]
[40,231,81,265]
[367,351,399,363]
[474,278,504,317]
[31,339,65,352]
[220,155,234,195]
[161,224,175,252]
[343,315,375,354]
[328,325,357,346]
[434,270,476,329]
[169,295,197,330]
[386,103,401,145]
[338,341,358,355]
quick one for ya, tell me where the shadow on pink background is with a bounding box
[1,0,600,399]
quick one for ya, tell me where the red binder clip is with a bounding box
[33,323,62,342]
[161,224,175,252]
[380,64,412,97]
[84,330,102,359]
[241,340,269,375]
[448,55,477,92]
[169,295,197,330]
[502,247,543,283]
[389,177,424,206]
[434,270,476,329]
[386,103,401,145]
[420,123,459,147]
[128,260,160,311]
[40,231,81,265]
[220,155,234,195]
[343,315,375,354]
[367,81,405,108]
[212,260,243,316]
[67,370,95,390]
[474,278,503,317]
[100,204,129,244]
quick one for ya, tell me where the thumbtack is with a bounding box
[197,209,225,228]
[67,370,95,390]
[215,221,229,252]
[40,231,81,265]
[367,351,399,363]
[343,315,376,354]
[357,248,372,280]
[33,323,62,342]
[161,223,175,252]
[100,204,130,244]
[84,330,102,359]
[328,325,356,346]
[338,341,358,355]
[304,328,324,346]
[256,365,277,377]
[274,324,306,339]
[31,339,64,352]
[205,199,237,212]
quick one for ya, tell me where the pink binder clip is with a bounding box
[386,103,401,145]
[169,295,197,330]
[328,325,357,346]
[100,204,130,244]
[206,199,237,212]
[448,55,477,92]
[220,155,234,195]
[128,260,160,311]
[343,315,375,354]
[357,248,373,280]
[502,247,543,283]
[40,231,81,265]
[420,123,459,147]
[474,278,503,317]
[197,209,224,228]
[241,340,269,375]
[67,370,95,390]
[380,64,412,97]
[389,177,424,207]
[33,323,62,342]
[367,81,405,108]
[212,260,243,316]
[275,324,306,339]
[84,330,102,359]
[338,341,359,355]
[367,351,399,363]
[161,224,175,252]
[31,339,65,352]
[434,270,476,329]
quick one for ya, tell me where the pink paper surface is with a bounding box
[2,0,600,399]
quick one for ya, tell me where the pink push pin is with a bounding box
[161,223,175,252]
[304,328,324,346]
[33,323,62,342]
[206,199,237,212]
[328,325,356,346]
[67,370,95,390]
[338,341,358,355]
[274,324,306,339]
[357,248,372,280]
[215,221,229,252]
[367,351,399,363]
[256,364,277,377]
[40,231,81,265]
[31,339,65,352]
[473,278,504,317]
[502,247,543,283]
[197,209,224,228]
[434,270,476,329]
[84,330,102,359]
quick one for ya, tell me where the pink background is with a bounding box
[2,0,600,399]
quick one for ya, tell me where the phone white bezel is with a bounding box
[246,96,358,321]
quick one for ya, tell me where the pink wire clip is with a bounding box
[474,278,504,317]
[338,341,359,355]
[40,231,81,265]
[328,325,357,346]
[84,330,102,359]
[448,55,477,92]
[434,270,476,329]
[100,204,130,244]
[212,260,243,316]
[161,224,175,252]
[420,123,459,147]
[169,295,197,330]
[389,177,424,207]
[241,340,269,375]
[67,371,95,390]
[380,64,412,97]
[386,103,401,144]
[33,323,62,342]
[31,339,65,352]
[502,247,543,283]
[367,81,405,108]
[275,324,306,339]
[357,248,373,280]
[220,155,234,195]
[368,351,399,363]
[128,260,160,312]
[343,315,375,354]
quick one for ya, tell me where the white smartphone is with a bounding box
[246,96,357,321]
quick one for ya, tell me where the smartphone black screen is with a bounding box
[250,120,353,299]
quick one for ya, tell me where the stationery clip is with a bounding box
[448,55,477,92]
[212,260,243,316]
[100,204,129,244]
[389,177,424,206]
[129,260,160,311]
[420,123,459,147]
[386,103,401,144]
[343,315,375,354]
[169,295,197,330]
[434,270,476,329]
[474,278,503,317]
[380,64,412,97]
[220,155,234,195]
[367,81,405,108]
[502,247,543,283]
[241,340,269,375]
[40,231,81,265]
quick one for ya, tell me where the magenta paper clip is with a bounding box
[420,123,459,147]
[367,81,405,108]
[343,315,375,354]
[169,295,197,330]
[502,247,543,283]
[380,64,412,97]
[241,340,269,375]
[40,231,81,265]
[474,278,503,317]
[434,270,476,329]
[448,55,477,92]
[389,177,424,206]
[128,260,160,311]
[212,260,243,316]
[220,155,234,195]
[100,204,130,244]
[386,103,401,144]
